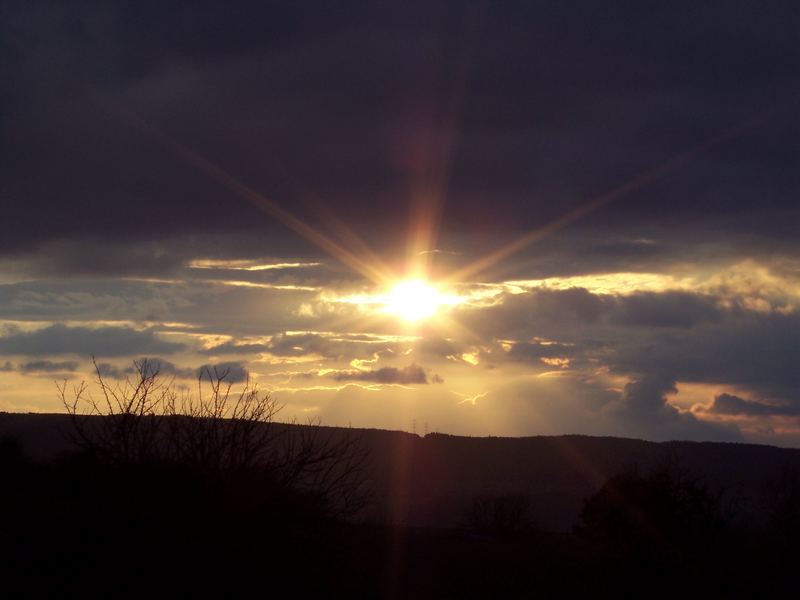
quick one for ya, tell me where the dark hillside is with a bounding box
[3,413,798,530]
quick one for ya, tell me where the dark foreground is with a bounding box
[2,416,800,596]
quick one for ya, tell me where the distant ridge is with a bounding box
[3,412,799,530]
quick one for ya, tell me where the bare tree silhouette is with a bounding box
[58,358,372,518]
[576,461,736,563]
[763,464,800,546]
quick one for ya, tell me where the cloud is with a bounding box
[459,284,800,413]
[0,324,184,357]
[95,358,249,384]
[262,332,402,361]
[614,374,679,419]
[457,287,609,342]
[264,333,337,357]
[18,360,80,373]
[613,292,722,328]
[1,2,800,445]
[605,375,741,442]
[331,364,432,385]
[705,393,800,417]
[96,358,194,380]
[200,341,270,355]
[506,341,578,362]
[197,361,249,383]
[607,310,800,404]
[95,362,129,379]
[3,1,800,263]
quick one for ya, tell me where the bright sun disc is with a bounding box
[386,280,443,322]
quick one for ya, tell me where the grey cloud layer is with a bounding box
[2,1,799,258]
[331,364,434,385]
[0,324,184,357]
[706,393,800,417]
[455,286,800,426]
[97,358,249,383]
[1,360,80,373]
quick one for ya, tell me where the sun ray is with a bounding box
[444,103,792,285]
[256,152,398,285]
[92,93,394,285]
[406,12,479,279]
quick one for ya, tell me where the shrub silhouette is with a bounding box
[762,465,800,555]
[58,358,372,519]
[576,462,735,564]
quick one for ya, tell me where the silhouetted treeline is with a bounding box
[0,432,380,594]
[2,429,799,596]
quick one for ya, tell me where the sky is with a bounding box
[2,1,800,445]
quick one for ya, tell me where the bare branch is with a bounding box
[60,358,372,519]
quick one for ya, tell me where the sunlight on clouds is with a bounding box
[122,276,319,291]
[497,261,800,313]
[454,391,488,406]
[504,272,692,295]
[460,352,480,365]
[537,370,573,378]
[188,259,321,271]
[350,353,380,369]
[705,259,799,314]
[541,357,570,369]
[209,280,319,291]
[4,248,800,444]
[272,383,385,393]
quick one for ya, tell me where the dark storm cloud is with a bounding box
[457,288,609,341]
[607,311,800,402]
[460,286,737,343]
[2,1,800,260]
[0,279,192,322]
[0,236,342,284]
[612,292,722,328]
[0,277,323,337]
[0,324,184,357]
[23,240,186,278]
[614,374,679,419]
[705,393,800,417]
[606,374,741,442]
[458,286,800,415]
[331,364,432,385]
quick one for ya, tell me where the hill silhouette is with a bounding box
[3,412,798,530]
[4,412,800,595]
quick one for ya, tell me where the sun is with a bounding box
[386,280,449,322]
[331,278,462,323]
